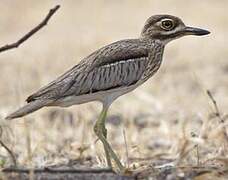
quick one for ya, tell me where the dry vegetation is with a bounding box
[0,0,227,179]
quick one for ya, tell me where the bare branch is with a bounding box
[2,167,113,173]
[206,90,224,123]
[123,128,129,168]
[0,5,60,53]
[207,90,228,154]
[2,167,125,180]
[0,126,17,166]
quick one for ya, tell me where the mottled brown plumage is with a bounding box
[6,14,210,172]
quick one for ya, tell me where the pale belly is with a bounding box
[51,84,138,107]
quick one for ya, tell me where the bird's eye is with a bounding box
[161,19,175,30]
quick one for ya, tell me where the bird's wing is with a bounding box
[27,39,150,102]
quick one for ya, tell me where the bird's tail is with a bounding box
[5,100,51,120]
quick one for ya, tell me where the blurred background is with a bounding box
[0,0,227,171]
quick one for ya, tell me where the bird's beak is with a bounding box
[183,26,210,36]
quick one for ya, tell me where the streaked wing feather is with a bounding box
[27,39,150,102]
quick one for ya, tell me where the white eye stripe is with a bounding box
[161,18,174,22]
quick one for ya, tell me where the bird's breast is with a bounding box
[140,43,165,82]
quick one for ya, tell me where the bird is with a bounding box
[6,14,210,172]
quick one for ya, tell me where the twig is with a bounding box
[123,128,129,168]
[0,141,17,167]
[178,143,197,165]
[23,119,32,167]
[207,90,228,153]
[206,90,224,123]
[0,126,17,166]
[0,5,60,53]
[2,167,114,174]
[196,144,200,165]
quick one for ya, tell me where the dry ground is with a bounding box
[0,0,227,179]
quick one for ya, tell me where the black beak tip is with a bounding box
[197,29,210,36]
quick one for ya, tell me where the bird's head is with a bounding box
[141,15,210,44]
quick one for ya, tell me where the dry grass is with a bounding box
[0,0,227,178]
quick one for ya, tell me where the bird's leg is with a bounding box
[94,106,125,172]
[99,109,112,168]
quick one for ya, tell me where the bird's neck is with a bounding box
[140,40,165,82]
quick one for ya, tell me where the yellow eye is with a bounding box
[161,19,175,30]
